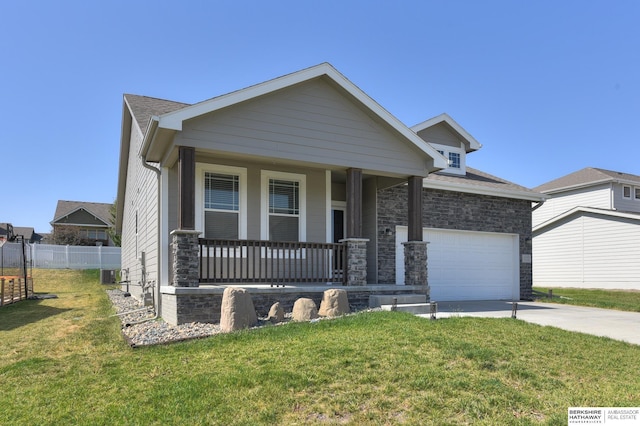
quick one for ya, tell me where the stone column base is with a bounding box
[170,229,201,288]
[403,241,429,298]
[340,238,369,286]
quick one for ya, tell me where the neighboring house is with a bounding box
[117,63,543,325]
[51,200,114,246]
[532,167,640,290]
[0,223,43,243]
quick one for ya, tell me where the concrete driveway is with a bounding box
[418,301,640,346]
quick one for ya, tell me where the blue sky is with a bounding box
[2,1,639,233]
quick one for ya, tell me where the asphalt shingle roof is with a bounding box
[53,201,113,226]
[427,167,542,197]
[534,167,640,193]
[124,94,190,135]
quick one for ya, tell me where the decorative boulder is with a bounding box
[220,287,258,332]
[292,298,318,322]
[318,288,350,317]
[267,302,285,323]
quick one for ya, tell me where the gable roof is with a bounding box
[533,206,640,233]
[124,94,189,136]
[137,62,448,170]
[424,166,545,201]
[411,113,482,153]
[52,200,112,227]
[534,167,640,194]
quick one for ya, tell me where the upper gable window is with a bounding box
[430,143,465,176]
[448,152,461,169]
[623,185,631,199]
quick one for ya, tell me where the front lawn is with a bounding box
[1,270,639,425]
[533,286,640,312]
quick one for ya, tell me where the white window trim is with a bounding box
[623,185,632,199]
[260,170,306,241]
[195,163,247,239]
[429,142,466,175]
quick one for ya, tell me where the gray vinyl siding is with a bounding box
[533,183,611,227]
[416,123,461,148]
[613,182,640,213]
[533,212,640,289]
[180,157,328,243]
[120,120,159,299]
[175,78,429,177]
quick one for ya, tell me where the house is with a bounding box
[117,63,543,325]
[51,200,114,246]
[532,167,640,290]
[0,223,43,243]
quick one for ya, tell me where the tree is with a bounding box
[51,226,84,245]
[107,199,121,247]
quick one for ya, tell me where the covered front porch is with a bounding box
[161,159,432,324]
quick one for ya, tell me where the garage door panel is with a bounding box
[396,227,519,301]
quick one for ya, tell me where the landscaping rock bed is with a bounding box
[107,288,378,348]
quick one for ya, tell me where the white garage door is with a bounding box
[396,227,519,301]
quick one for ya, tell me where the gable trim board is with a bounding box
[411,113,482,153]
[396,226,520,301]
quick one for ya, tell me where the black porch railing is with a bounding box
[199,239,346,285]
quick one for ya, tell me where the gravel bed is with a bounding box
[107,289,223,347]
[107,289,380,347]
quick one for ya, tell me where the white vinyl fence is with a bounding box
[0,242,121,270]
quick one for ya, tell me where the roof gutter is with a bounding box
[140,116,160,158]
[423,179,547,202]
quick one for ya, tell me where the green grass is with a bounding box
[1,270,639,425]
[533,286,640,312]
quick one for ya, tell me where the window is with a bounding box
[635,187,640,200]
[269,179,299,241]
[448,152,461,169]
[623,185,631,199]
[195,164,247,240]
[204,173,239,239]
[82,229,107,240]
[261,171,306,242]
[430,143,465,175]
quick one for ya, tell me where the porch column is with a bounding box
[346,168,362,238]
[343,168,367,285]
[407,176,423,241]
[178,146,196,230]
[174,146,199,288]
[404,176,429,296]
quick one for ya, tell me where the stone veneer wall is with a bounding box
[161,286,426,325]
[377,186,533,300]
